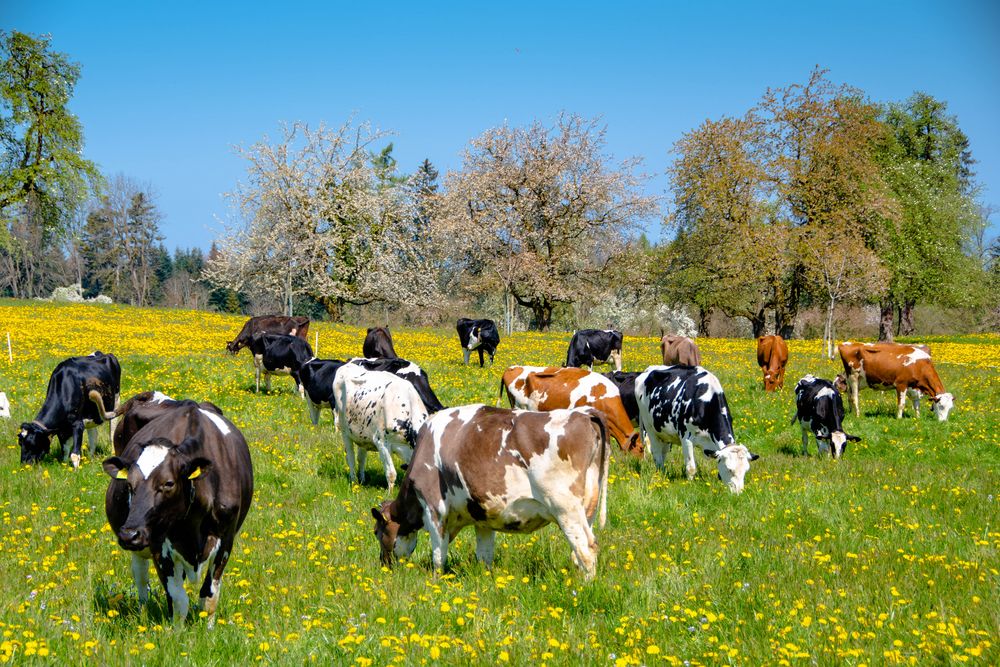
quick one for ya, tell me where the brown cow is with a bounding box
[756,335,789,391]
[660,335,701,366]
[111,391,224,455]
[498,366,643,458]
[226,316,309,355]
[838,342,954,420]
[372,405,609,579]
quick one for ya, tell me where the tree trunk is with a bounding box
[697,306,711,338]
[900,299,916,336]
[878,300,895,342]
[750,309,766,338]
[531,300,554,332]
[319,296,344,322]
[824,298,836,359]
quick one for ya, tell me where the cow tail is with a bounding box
[587,410,610,530]
[86,384,115,422]
[496,378,507,407]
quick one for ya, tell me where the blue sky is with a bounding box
[5,1,999,250]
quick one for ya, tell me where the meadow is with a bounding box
[0,301,997,666]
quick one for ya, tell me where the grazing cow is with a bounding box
[838,342,954,421]
[351,357,446,413]
[792,375,860,459]
[635,365,760,493]
[602,371,641,424]
[103,401,253,627]
[660,335,701,366]
[499,366,643,458]
[247,333,313,396]
[333,363,429,493]
[112,391,224,456]
[371,405,610,579]
[363,327,398,359]
[0,391,9,419]
[226,315,309,355]
[757,335,789,391]
[299,358,348,425]
[566,329,623,371]
[18,352,121,469]
[456,318,501,367]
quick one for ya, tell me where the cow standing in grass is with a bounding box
[757,335,789,391]
[372,405,610,579]
[792,375,860,459]
[838,342,954,420]
[247,333,313,396]
[226,315,309,355]
[566,330,623,371]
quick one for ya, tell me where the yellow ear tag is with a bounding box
[116,469,128,480]
[188,467,202,480]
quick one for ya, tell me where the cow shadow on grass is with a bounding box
[93,579,170,626]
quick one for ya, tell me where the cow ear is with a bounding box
[183,457,212,481]
[103,457,129,480]
[846,434,862,442]
[371,507,387,526]
[703,449,719,459]
[174,436,201,458]
[749,452,761,461]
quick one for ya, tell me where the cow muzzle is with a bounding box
[117,526,150,551]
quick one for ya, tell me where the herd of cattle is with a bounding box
[4,315,956,626]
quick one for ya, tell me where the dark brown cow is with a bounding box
[226,316,309,355]
[363,327,398,359]
[103,402,253,627]
[756,335,789,391]
[371,405,609,579]
[660,335,701,366]
[498,366,643,458]
[111,391,224,455]
[838,342,954,420]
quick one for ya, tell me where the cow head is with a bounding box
[833,374,848,393]
[762,370,782,392]
[225,340,241,355]
[704,445,760,494]
[371,503,417,566]
[825,431,861,459]
[931,393,954,421]
[467,327,481,350]
[102,437,211,551]
[18,422,52,464]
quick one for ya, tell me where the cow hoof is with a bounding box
[70,453,81,470]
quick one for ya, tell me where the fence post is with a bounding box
[6,332,10,363]
[315,331,319,356]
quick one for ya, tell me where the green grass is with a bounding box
[0,303,996,665]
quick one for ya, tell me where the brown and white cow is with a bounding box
[660,335,701,366]
[103,401,253,627]
[838,342,954,421]
[498,366,644,458]
[371,404,610,579]
[756,335,789,392]
[226,315,309,355]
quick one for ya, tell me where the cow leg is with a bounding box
[801,424,811,455]
[165,562,189,626]
[422,509,449,573]
[198,536,224,628]
[308,400,320,425]
[86,426,98,459]
[373,434,397,494]
[70,422,85,470]
[474,527,496,566]
[681,438,697,480]
[611,349,622,372]
[131,553,150,604]
[649,435,668,470]
[896,389,907,419]
[488,350,495,367]
[908,388,921,417]
[849,374,861,417]
[254,365,261,393]
[265,373,272,394]
[478,349,485,368]
[356,449,368,485]
[555,509,598,581]
[463,348,471,365]
[343,435,359,484]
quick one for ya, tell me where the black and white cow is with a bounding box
[371,405,610,579]
[635,365,760,493]
[299,358,348,425]
[456,318,501,367]
[333,363,429,493]
[602,371,641,424]
[351,357,445,413]
[566,329,623,371]
[362,327,398,359]
[103,401,253,627]
[19,352,121,469]
[247,333,314,396]
[793,375,860,459]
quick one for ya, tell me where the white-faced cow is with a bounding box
[757,335,789,392]
[371,404,610,579]
[792,375,860,459]
[226,315,309,355]
[19,352,121,469]
[499,366,644,458]
[299,358,348,425]
[333,363,429,493]
[362,327,398,359]
[0,391,9,419]
[566,329,623,372]
[456,318,501,367]
[635,365,760,493]
[660,335,701,366]
[838,342,954,421]
[351,357,446,413]
[247,333,313,396]
[103,401,253,627]
[112,391,224,456]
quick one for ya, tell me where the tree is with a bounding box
[1,31,100,244]
[204,121,441,319]
[439,113,656,331]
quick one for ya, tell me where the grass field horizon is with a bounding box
[0,301,996,665]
